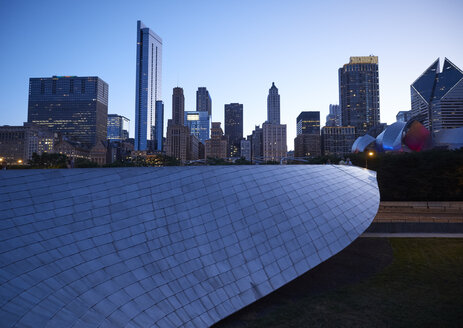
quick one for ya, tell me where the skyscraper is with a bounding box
[411,58,463,135]
[263,82,286,161]
[267,82,280,124]
[196,87,212,117]
[263,123,287,161]
[166,87,190,162]
[321,126,356,156]
[205,122,228,159]
[251,125,263,162]
[240,139,251,161]
[107,114,130,141]
[296,111,320,135]
[294,111,321,158]
[184,111,210,143]
[339,56,380,137]
[326,104,341,127]
[172,87,185,126]
[134,20,162,151]
[28,76,108,146]
[224,103,243,157]
[155,100,164,151]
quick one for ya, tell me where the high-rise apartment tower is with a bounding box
[339,56,380,137]
[134,20,162,151]
[224,103,243,157]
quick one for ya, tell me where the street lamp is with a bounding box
[17,159,23,165]
[365,151,374,169]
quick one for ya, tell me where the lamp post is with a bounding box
[365,151,374,169]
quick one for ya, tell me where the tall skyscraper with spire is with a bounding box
[263,82,286,161]
[134,20,162,151]
[267,82,280,124]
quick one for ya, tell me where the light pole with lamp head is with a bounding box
[365,151,374,169]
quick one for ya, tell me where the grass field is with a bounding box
[214,238,463,328]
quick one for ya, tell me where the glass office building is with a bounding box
[296,111,320,135]
[224,103,243,157]
[135,20,162,150]
[27,76,108,146]
[196,87,212,116]
[339,56,380,137]
[184,111,210,144]
[326,104,341,127]
[155,100,164,151]
[107,114,130,141]
[411,58,463,136]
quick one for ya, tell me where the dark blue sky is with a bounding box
[1,0,462,145]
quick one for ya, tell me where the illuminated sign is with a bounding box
[187,114,200,121]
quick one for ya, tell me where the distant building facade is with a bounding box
[240,139,251,161]
[155,100,164,151]
[263,123,287,161]
[107,140,134,164]
[297,111,320,135]
[410,58,463,135]
[28,76,108,146]
[0,123,54,163]
[187,134,200,161]
[321,126,356,156]
[166,88,190,162]
[184,111,210,143]
[295,111,321,158]
[396,110,412,123]
[134,20,162,151]
[294,135,321,158]
[196,87,212,117]
[205,122,228,159]
[224,103,243,157]
[107,114,130,141]
[339,56,380,137]
[326,104,341,127]
[251,125,263,162]
[166,121,189,162]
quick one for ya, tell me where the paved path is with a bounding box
[361,232,463,238]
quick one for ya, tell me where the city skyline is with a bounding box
[1,0,463,147]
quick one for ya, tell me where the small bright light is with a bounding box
[368,152,374,157]
[0,158,3,162]
[17,159,23,164]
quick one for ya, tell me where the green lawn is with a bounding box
[214,238,463,328]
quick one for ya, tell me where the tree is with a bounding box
[74,158,99,168]
[29,152,68,168]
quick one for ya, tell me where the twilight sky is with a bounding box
[1,0,462,148]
